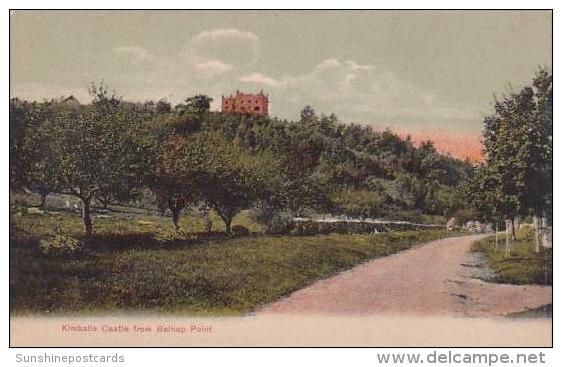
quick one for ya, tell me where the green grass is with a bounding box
[10,208,459,315]
[472,226,552,285]
[11,207,262,239]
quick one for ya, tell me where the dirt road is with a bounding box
[258,235,552,317]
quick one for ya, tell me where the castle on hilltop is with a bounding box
[221,90,269,116]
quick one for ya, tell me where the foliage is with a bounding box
[231,225,250,236]
[250,200,281,227]
[96,185,140,209]
[26,86,154,236]
[11,84,477,234]
[10,98,72,200]
[264,212,294,235]
[331,189,384,220]
[39,226,82,255]
[191,132,282,232]
[465,68,552,232]
[177,95,213,116]
[146,135,203,230]
[153,227,194,245]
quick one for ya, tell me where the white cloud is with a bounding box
[189,28,259,67]
[237,58,477,124]
[16,34,477,131]
[108,46,180,77]
[192,28,259,42]
[239,73,283,87]
[344,60,373,71]
[313,58,342,70]
[194,59,233,76]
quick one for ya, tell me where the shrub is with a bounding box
[39,227,82,255]
[265,212,294,235]
[154,227,194,244]
[231,225,250,236]
[250,201,278,226]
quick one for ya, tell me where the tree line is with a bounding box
[465,68,552,253]
[11,83,480,237]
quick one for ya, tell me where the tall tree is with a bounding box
[178,95,213,116]
[146,135,202,230]
[35,107,152,236]
[195,132,281,233]
[466,68,552,246]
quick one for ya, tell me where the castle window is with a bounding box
[254,106,260,111]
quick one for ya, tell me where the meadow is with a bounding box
[10,194,458,315]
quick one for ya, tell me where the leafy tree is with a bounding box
[300,105,316,121]
[177,95,213,116]
[12,86,483,238]
[155,99,172,114]
[465,68,552,245]
[464,163,501,222]
[521,69,552,224]
[9,98,30,190]
[35,108,152,236]
[194,132,281,233]
[146,135,202,230]
[88,81,122,112]
[148,131,281,233]
[11,98,76,206]
[168,95,214,135]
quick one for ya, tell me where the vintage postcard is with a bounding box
[9,9,552,348]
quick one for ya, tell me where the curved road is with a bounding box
[259,235,552,317]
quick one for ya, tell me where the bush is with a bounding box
[265,212,294,235]
[154,227,194,244]
[250,201,278,226]
[39,227,82,255]
[231,225,250,236]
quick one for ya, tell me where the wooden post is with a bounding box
[495,222,498,253]
[505,219,510,258]
[541,217,551,249]
[533,215,541,253]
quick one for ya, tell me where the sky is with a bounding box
[10,10,552,158]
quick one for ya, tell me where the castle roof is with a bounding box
[224,90,268,100]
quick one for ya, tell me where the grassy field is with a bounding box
[472,226,552,285]
[10,200,460,315]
